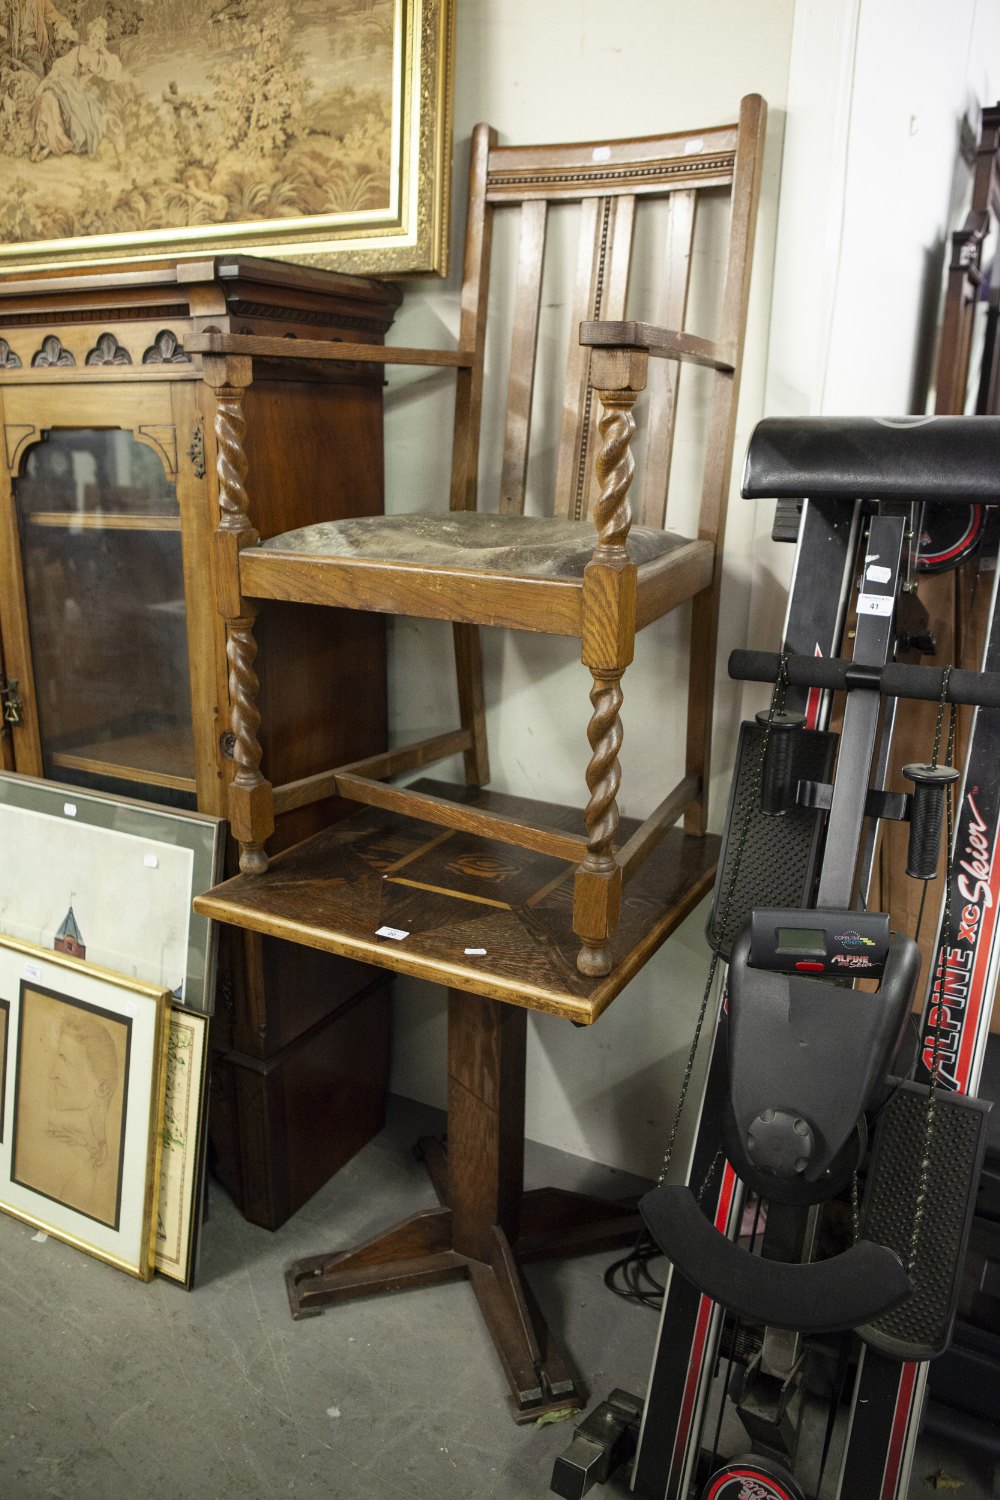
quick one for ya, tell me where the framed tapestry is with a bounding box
[0,935,169,1279]
[0,0,455,277]
[0,772,223,1282]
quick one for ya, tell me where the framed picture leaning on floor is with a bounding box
[0,935,169,1279]
[0,773,223,1284]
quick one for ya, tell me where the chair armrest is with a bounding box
[580,320,735,372]
[185,330,473,368]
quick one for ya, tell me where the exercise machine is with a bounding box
[552,415,1000,1500]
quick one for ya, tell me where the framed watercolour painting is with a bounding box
[0,0,455,277]
[0,935,169,1279]
[0,773,223,1014]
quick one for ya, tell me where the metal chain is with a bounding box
[850,1171,860,1245]
[907,666,956,1274]
[697,1150,724,1204]
[656,654,790,1190]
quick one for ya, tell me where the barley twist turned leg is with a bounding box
[202,354,274,874]
[576,671,626,976]
[591,391,636,555]
[574,367,644,978]
[227,607,271,874]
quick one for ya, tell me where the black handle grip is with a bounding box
[730,650,1000,708]
[904,763,961,879]
[755,710,806,815]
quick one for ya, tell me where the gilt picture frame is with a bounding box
[0,0,455,277]
[0,935,169,1279]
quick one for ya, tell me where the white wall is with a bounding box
[747,0,1000,697]
[382,0,796,1178]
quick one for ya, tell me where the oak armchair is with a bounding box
[192,96,767,978]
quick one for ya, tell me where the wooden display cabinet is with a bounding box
[0,257,399,1228]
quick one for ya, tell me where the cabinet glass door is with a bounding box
[15,428,196,803]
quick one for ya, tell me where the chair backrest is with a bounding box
[449,95,766,544]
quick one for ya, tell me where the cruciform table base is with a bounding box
[284,990,642,1422]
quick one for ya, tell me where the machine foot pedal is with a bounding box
[859,1080,991,1360]
[708,721,836,957]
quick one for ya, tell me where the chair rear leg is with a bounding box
[453,621,490,785]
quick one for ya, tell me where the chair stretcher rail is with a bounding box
[271,730,473,817]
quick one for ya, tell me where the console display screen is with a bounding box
[776,926,826,955]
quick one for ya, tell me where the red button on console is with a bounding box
[795,961,825,972]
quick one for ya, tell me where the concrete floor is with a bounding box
[0,1094,995,1500]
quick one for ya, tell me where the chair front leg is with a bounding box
[574,352,645,977]
[575,659,628,976]
[204,351,274,874]
[226,603,273,874]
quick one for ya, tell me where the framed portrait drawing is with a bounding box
[0,772,223,1282]
[0,936,169,1279]
[0,0,455,277]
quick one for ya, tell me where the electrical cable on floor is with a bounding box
[603,1228,667,1309]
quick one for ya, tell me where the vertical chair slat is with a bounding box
[499,200,548,516]
[637,189,696,530]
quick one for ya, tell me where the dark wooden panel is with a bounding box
[212,978,391,1230]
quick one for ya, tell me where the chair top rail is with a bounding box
[484,116,745,202]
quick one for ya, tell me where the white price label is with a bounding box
[375,925,409,941]
[23,963,42,981]
[464,948,487,956]
[857,593,892,617]
[144,854,159,869]
[865,564,891,584]
[63,802,77,818]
